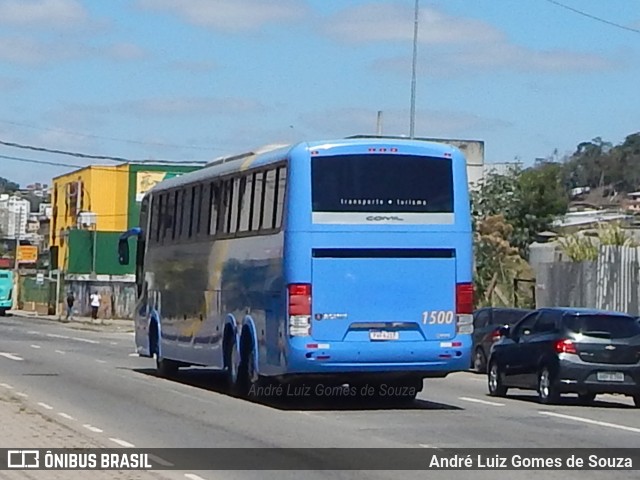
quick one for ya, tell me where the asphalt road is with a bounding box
[1,314,639,480]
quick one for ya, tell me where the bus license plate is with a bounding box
[597,372,624,382]
[369,331,399,341]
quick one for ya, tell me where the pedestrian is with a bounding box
[90,290,101,321]
[65,291,75,322]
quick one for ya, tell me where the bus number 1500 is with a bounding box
[422,311,454,325]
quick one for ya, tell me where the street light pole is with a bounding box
[409,0,419,139]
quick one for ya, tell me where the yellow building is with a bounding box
[50,163,201,275]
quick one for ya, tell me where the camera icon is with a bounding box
[7,450,40,468]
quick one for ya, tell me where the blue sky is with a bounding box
[0,0,639,186]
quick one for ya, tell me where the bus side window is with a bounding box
[274,166,287,229]
[150,196,160,244]
[174,189,183,241]
[238,174,253,233]
[198,183,208,237]
[227,178,240,234]
[252,172,265,230]
[156,194,165,243]
[209,182,219,236]
[262,169,276,230]
[189,185,199,239]
[164,191,175,243]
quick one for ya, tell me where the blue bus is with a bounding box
[118,137,473,400]
[0,270,13,315]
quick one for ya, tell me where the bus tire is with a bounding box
[236,330,259,398]
[0,308,6,317]
[156,356,178,378]
[223,328,239,390]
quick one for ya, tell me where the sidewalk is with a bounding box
[6,309,135,334]
[0,389,166,479]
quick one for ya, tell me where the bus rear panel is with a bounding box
[280,140,473,381]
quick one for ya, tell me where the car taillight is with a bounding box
[455,283,474,334]
[554,339,577,354]
[490,329,503,342]
[288,283,311,337]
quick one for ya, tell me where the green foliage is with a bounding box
[473,215,534,307]
[597,222,637,247]
[558,223,637,262]
[0,177,19,194]
[564,133,640,192]
[472,161,569,258]
[558,234,598,262]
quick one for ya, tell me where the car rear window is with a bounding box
[493,310,530,326]
[564,314,640,339]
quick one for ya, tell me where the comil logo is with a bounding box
[365,216,404,222]
[8,450,40,468]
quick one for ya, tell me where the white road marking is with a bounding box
[110,342,118,345]
[71,337,99,344]
[458,396,505,407]
[539,411,640,434]
[184,474,207,480]
[27,330,39,335]
[46,333,69,339]
[58,412,74,420]
[0,383,14,389]
[55,350,65,355]
[419,444,443,450]
[15,392,28,398]
[83,424,103,433]
[30,344,41,349]
[148,455,174,467]
[109,438,135,448]
[128,353,138,357]
[0,352,24,361]
[37,402,53,410]
[95,359,107,364]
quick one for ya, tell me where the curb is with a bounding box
[6,310,134,332]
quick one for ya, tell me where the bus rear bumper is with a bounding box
[285,338,471,375]
[0,300,12,309]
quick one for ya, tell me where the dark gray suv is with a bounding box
[487,307,640,406]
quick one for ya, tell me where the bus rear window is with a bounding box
[312,154,453,213]
[0,273,8,279]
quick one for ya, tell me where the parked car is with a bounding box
[487,307,640,406]
[471,307,532,372]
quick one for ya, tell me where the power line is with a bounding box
[0,119,224,152]
[0,153,204,175]
[542,0,640,34]
[0,139,208,164]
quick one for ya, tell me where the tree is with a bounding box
[0,177,19,194]
[474,215,533,307]
[472,162,568,258]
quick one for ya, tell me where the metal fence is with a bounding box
[536,246,640,315]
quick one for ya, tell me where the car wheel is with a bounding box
[578,393,596,405]
[488,360,507,397]
[474,348,487,373]
[538,367,560,404]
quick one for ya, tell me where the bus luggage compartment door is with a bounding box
[310,254,456,342]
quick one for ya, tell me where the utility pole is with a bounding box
[409,0,420,139]
[376,111,384,135]
[12,200,23,310]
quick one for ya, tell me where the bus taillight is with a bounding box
[455,283,474,335]
[288,283,311,337]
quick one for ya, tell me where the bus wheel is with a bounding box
[223,329,239,390]
[156,355,178,378]
[236,334,259,398]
